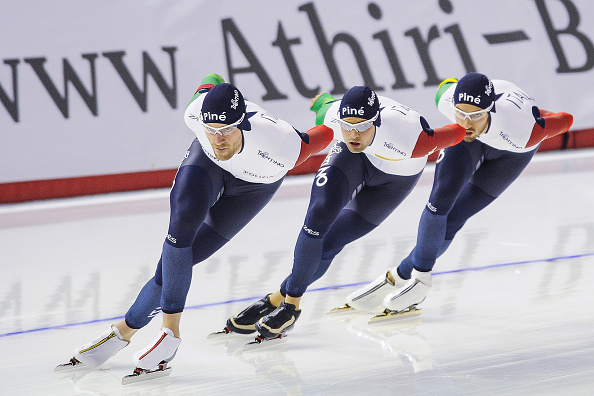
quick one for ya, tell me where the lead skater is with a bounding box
[56,73,333,383]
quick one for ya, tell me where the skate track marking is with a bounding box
[1,252,592,338]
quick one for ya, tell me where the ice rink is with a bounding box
[1,149,594,396]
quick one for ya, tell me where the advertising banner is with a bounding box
[1,1,593,201]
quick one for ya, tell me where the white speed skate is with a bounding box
[122,327,181,385]
[329,268,407,313]
[381,269,431,314]
[56,325,129,371]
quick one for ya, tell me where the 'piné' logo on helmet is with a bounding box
[341,106,366,117]
[368,91,376,107]
[201,111,227,122]
[458,92,482,105]
[230,89,239,110]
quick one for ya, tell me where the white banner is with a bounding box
[1,0,593,184]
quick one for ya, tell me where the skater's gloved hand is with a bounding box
[420,116,434,137]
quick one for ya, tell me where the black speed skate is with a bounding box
[209,294,277,338]
[255,301,301,339]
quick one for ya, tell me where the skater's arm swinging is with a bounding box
[186,73,226,108]
[411,117,466,158]
[310,92,338,126]
[294,125,334,167]
[525,107,574,148]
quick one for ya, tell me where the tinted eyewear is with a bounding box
[338,111,379,132]
[452,102,493,121]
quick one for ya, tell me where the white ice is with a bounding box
[1,149,593,395]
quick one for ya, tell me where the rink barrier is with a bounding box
[1,251,592,338]
[1,128,593,204]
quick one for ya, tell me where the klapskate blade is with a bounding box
[54,359,109,372]
[326,304,356,315]
[207,329,249,347]
[368,307,422,324]
[54,359,84,372]
[207,328,233,339]
[121,367,171,385]
[207,325,255,339]
[243,334,287,352]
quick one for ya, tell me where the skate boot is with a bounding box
[383,269,431,313]
[341,268,407,312]
[122,327,181,384]
[225,294,278,334]
[256,301,301,339]
[71,325,129,367]
[133,327,181,370]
